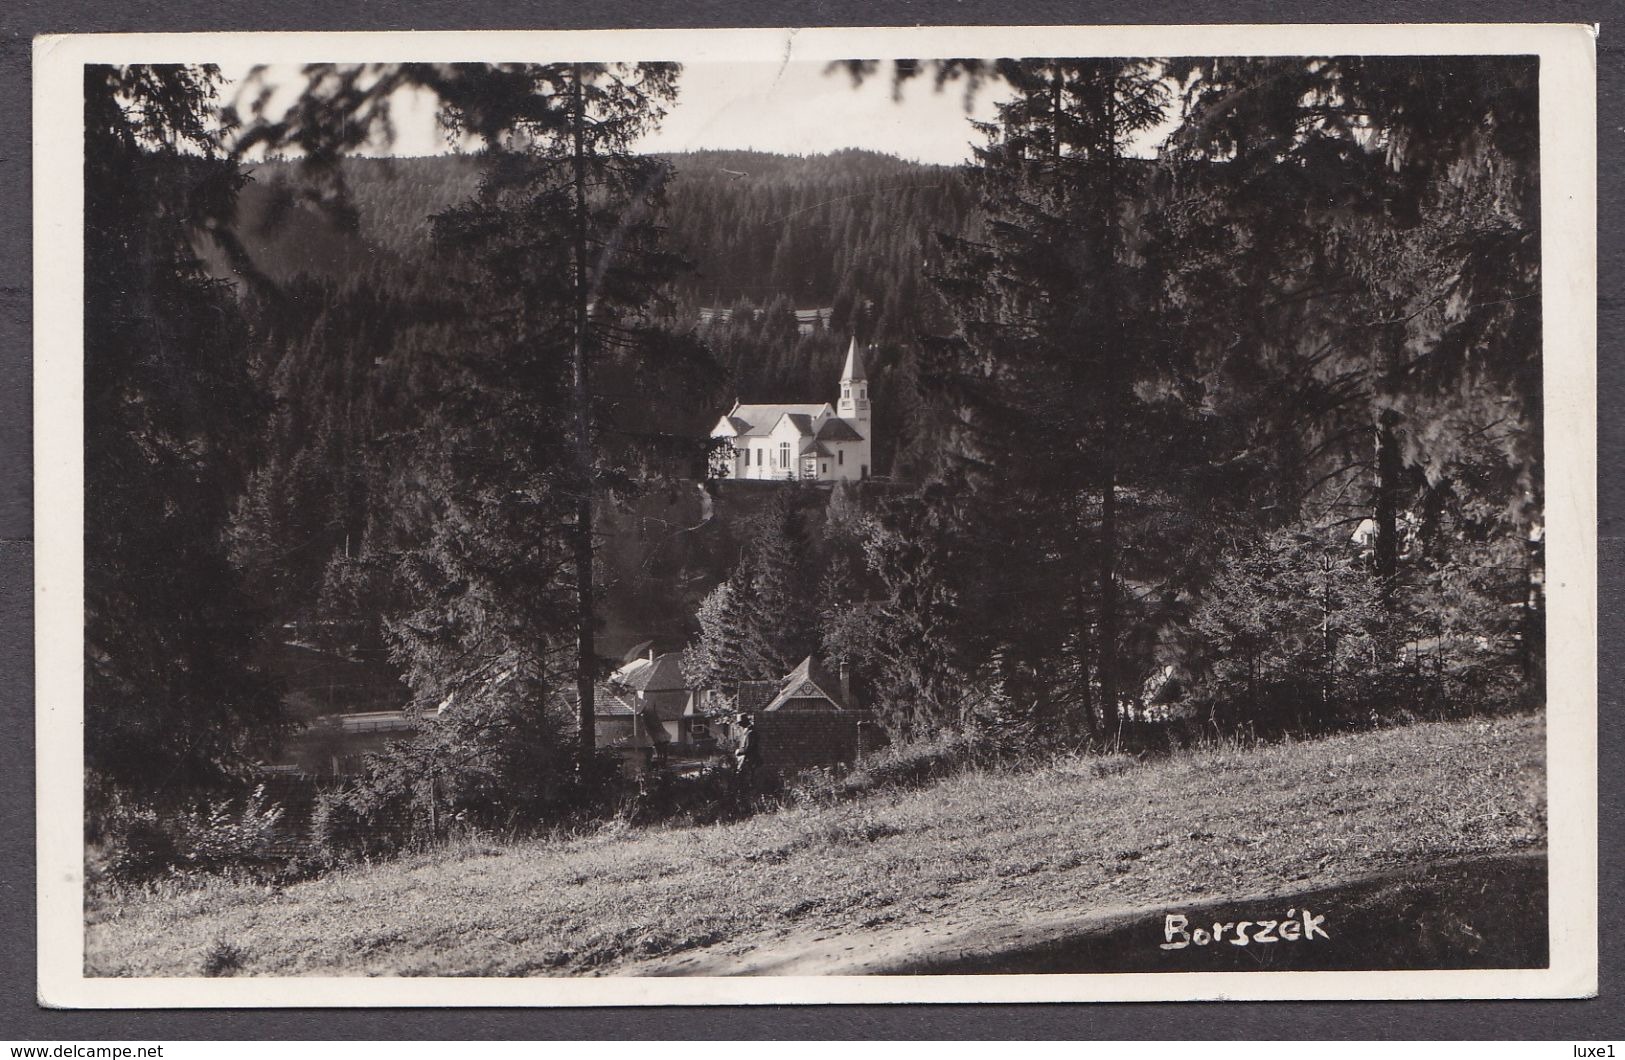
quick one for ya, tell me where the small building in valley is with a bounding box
[736,655,882,775]
[593,649,716,768]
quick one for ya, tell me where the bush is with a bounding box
[779,728,994,806]
[180,785,285,872]
[306,736,623,867]
[307,789,379,863]
[1183,515,1537,739]
[305,761,424,863]
[841,728,991,793]
[99,800,180,884]
[201,937,246,977]
[95,785,286,886]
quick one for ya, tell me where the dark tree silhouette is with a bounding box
[84,65,286,802]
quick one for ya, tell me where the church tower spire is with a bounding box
[837,337,870,420]
[840,336,867,384]
[836,337,873,479]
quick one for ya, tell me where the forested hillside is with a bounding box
[210,148,966,651]
[232,149,968,332]
[226,150,968,470]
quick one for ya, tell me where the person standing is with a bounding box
[732,712,760,792]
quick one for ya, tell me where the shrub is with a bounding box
[95,785,286,886]
[308,789,377,863]
[306,764,421,863]
[98,799,179,884]
[778,728,994,806]
[177,785,285,872]
[201,937,246,977]
[838,728,990,795]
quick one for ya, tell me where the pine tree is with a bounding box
[398,63,703,778]
[1155,56,1543,724]
[1166,56,1541,581]
[925,58,1185,732]
[685,561,761,692]
[855,484,976,735]
[746,488,821,675]
[84,65,286,802]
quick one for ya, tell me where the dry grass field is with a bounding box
[85,713,1546,977]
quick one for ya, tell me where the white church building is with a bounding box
[710,338,873,482]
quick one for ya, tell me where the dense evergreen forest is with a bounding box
[211,147,966,655]
[223,149,969,479]
[85,60,1545,863]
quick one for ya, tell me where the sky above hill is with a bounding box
[220,62,1008,165]
[640,62,1004,164]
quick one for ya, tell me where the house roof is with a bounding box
[310,710,417,735]
[618,650,691,693]
[641,689,692,722]
[592,682,686,728]
[763,655,851,713]
[815,417,864,442]
[592,685,640,717]
[725,403,830,438]
[799,439,834,458]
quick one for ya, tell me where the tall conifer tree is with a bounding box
[400,63,705,777]
[84,65,285,801]
[925,58,1183,732]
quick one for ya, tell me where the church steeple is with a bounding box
[840,336,867,384]
[836,336,870,430]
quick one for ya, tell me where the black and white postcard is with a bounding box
[32,24,1597,1006]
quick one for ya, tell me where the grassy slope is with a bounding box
[85,714,1545,977]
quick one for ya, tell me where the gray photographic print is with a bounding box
[33,25,1596,1006]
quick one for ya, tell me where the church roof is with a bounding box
[815,417,864,442]
[841,338,868,383]
[799,439,834,458]
[780,413,816,436]
[727,403,830,438]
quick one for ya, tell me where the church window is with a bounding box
[843,386,850,399]
[743,448,750,467]
[779,442,790,467]
[838,450,844,466]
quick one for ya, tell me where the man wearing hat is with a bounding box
[732,711,760,786]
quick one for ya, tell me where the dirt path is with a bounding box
[623,852,1547,976]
